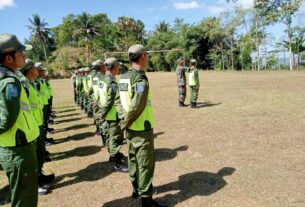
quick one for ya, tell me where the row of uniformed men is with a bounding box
[71,45,168,207]
[0,34,56,207]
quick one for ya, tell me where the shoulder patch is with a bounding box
[6,85,19,98]
[136,83,145,93]
[99,82,105,89]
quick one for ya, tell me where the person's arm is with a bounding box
[0,79,21,134]
[120,75,149,130]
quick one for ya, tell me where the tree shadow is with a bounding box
[195,102,222,109]
[55,124,91,133]
[102,167,235,207]
[56,117,82,124]
[0,185,10,205]
[52,161,113,190]
[51,145,101,161]
[155,145,188,162]
[153,131,165,139]
[54,132,95,144]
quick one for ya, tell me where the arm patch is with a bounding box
[136,83,145,93]
[6,85,19,98]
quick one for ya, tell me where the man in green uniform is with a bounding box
[176,58,187,107]
[96,58,127,172]
[0,33,40,207]
[91,60,105,136]
[21,59,54,195]
[187,59,200,108]
[119,44,168,207]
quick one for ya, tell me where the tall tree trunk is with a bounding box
[255,16,260,71]
[41,40,48,64]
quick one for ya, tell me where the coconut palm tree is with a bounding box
[73,12,99,64]
[27,14,50,63]
[155,21,170,33]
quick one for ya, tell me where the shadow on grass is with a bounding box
[195,102,222,108]
[53,161,113,190]
[56,117,82,124]
[51,145,101,161]
[55,112,82,119]
[55,108,77,114]
[153,131,165,139]
[0,185,10,205]
[103,167,235,207]
[155,145,188,162]
[54,132,95,144]
[55,124,91,133]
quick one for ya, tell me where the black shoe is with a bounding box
[46,127,55,132]
[191,102,196,108]
[179,102,187,107]
[131,182,139,199]
[45,156,52,162]
[141,197,168,207]
[113,163,128,173]
[109,153,127,163]
[38,185,51,195]
[39,173,55,185]
[45,139,55,146]
[48,119,54,124]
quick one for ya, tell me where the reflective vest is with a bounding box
[87,74,93,89]
[92,76,100,100]
[188,70,196,86]
[98,81,117,121]
[0,81,40,147]
[28,84,43,126]
[82,77,88,93]
[119,78,154,131]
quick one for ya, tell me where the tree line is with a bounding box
[24,0,305,76]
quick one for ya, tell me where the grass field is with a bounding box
[1,71,305,207]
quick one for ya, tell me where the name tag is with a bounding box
[119,83,128,91]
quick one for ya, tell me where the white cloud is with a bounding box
[217,0,254,8]
[0,0,15,10]
[173,0,200,10]
[208,6,226,15]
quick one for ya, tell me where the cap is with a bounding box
[92,59,103,68]
[21,58,35,74]
[190,59,197,64]
[128,44,146,60]
[177,58,184,63]
[104,58,118,68]
[0,33,32,54]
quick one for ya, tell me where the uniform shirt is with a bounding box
[88,70,98,96]
[119,68,149,130]
[0,65,21,134]
[176,66,186,86]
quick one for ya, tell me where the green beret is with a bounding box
[105,58,118,68]
[128,44,147,61]
[0,33,32,54]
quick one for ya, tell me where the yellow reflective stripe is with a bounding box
[30,103,38,109]
[20,101,31,112]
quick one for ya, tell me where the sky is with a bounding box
[0,0,304,43]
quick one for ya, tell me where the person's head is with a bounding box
[92,59,105,73]
[177,58,184,66]
[35,63,46,78]
[0,34,32,70]
[128,44,148,69]
[21,58,39,82]
[105,57,120,76]
[190,59,197,67]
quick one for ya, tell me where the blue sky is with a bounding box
[0,0,304,43]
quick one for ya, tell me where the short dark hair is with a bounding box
[0,51,16,63]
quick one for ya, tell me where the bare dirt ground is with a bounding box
[1,71,305,207]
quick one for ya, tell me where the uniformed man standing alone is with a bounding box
[176,58,187,107]
[0,33,40,207]
[119,44,168,207]
[187,59,200,108]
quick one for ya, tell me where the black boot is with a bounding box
[38,184,51,195]
[179,102,187,107]
[113,162,128,173]
[191,102,196,108]
[131,181,139,198]
[38,172,55,185]
[141,197,168,207]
